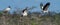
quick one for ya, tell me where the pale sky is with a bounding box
[0,0,60,13]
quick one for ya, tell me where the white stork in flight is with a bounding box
[40,2,50,13]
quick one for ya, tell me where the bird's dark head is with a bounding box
[8,6,11,8]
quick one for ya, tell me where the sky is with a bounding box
[0,0,60,13]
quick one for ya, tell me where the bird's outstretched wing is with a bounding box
[27,6,36,10]
[43,2,50,11]
[40,2,43,9]
[22,6,36,12]
[22,7,28,12]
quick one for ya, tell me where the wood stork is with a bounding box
[40,2,50,13]
[3,6,11,13]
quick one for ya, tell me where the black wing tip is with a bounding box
[22,7,28,12]
[45,2,50,7]
[43,2,50,10]
[46,2,50,5]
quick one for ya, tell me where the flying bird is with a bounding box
[22,7,28,17]
[21,6,36,17]
[40,2,50,13]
